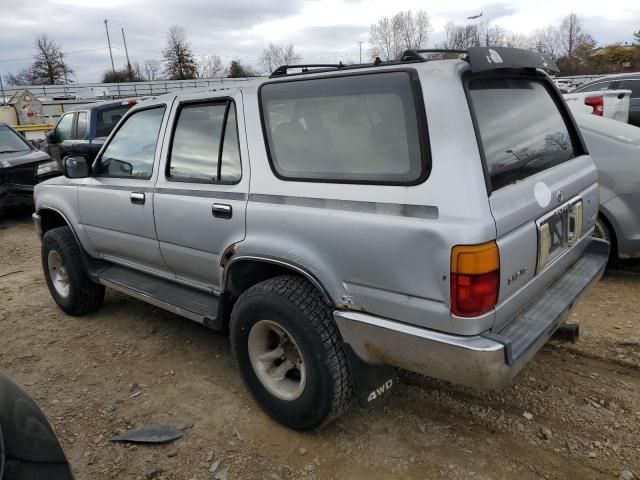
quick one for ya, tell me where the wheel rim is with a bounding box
[248,320,306,401]
[47,250,70,298]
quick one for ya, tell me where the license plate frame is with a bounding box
[536,197,583,273]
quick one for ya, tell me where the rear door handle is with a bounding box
[212,203,232,219]
[130,192,145,205]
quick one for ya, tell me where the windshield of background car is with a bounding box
[0,126,30,154]
[469,77,578,192]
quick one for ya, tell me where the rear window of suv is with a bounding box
[469,78,578,192]
[260,71,428,184]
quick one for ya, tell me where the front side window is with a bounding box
[97,107,165,178]
[168,101,241,183]
[260,71,426,184]
[469,78,578,192]
[56,113,74,142]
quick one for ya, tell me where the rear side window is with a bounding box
[469,78,577,192]
[617,80,640,98]
[168,101,241,184]
[96,105,132,137]
[260,71,427,184]
[76,111,87,139]
[576,81,611,93]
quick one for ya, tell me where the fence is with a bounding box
[2,77,263,101]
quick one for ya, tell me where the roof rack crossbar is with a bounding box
[271,63,345,77]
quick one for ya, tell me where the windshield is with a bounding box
[0,126,30,154]
[469,77,578,191]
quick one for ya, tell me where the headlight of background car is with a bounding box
[37,159,62,176]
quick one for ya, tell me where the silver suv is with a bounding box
[33,48,609,430]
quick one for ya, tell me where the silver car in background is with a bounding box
[577,113,640,259]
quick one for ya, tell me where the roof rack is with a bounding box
[269,47,558,79]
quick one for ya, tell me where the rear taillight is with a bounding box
[584,96,604,116]
[450,241,500,317]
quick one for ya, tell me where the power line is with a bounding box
[0,47,109,63]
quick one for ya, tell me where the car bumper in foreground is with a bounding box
[335,238,609,390]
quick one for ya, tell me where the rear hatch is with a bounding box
[466,70,599,332]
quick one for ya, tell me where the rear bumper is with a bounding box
[335,238,609,389]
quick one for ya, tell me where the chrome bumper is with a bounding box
[335,238,609,390]
[32,212,42,238]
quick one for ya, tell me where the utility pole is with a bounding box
[358,41,363,63]
[122,27,133,81]
[104,19,115,73]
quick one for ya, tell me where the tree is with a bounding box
[557,13,596,75]
[261,43,299,73]
[226,60,256,78]
[102,66,143,83]
[143,59,163,81]
[478,21,506,47]
[369,10,432,61]
[505,32,531,49]
[5,68,34,86]
[196,55,224,78]
[29,34,74,85]
[442,22,480,50]
[529,26,561,58]
[163,26,198,80]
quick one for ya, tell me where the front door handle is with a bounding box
[212,203,232,219]
[130,192,145,205]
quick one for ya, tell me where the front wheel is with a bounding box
[230,275,353,430]
[42,227,105,315]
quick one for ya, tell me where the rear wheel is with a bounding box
[42,227,105,315]
[593,216,616,259]
[230,275,352,430]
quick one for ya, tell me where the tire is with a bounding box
[594,216,611,243]
[593,216,615,259]
[230,275,352,430]
[42,226,105,316]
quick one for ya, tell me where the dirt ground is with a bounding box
[1,209,639,480]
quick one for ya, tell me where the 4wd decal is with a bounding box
[367,379,394,402]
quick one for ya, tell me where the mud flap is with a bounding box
[342,344,398,407]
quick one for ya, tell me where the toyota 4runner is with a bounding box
[33,47,609,430]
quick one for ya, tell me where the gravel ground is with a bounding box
[1,209,639,480]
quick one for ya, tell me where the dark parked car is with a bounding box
[46,99,137,162]
[574,74,640,127]
[0,123,60,210]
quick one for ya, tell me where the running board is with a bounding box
[97,266,220,328]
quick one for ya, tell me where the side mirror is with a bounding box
[63,155,90,179]
[0,374,73,480]
[45,130,57,143]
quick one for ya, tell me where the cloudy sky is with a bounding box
[1,0,638,83]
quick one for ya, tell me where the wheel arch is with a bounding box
[37,207,78,241]
[222,256,333,306]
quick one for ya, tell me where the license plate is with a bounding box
[536,198,583,273]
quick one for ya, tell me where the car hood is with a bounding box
[0,149,51,169]
[576,113,640,147]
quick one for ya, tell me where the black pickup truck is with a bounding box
[46,99,137,162]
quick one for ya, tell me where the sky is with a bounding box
[0,0,638,83]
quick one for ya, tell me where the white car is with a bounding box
[576,113,640,258]
[564,89,631,123]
